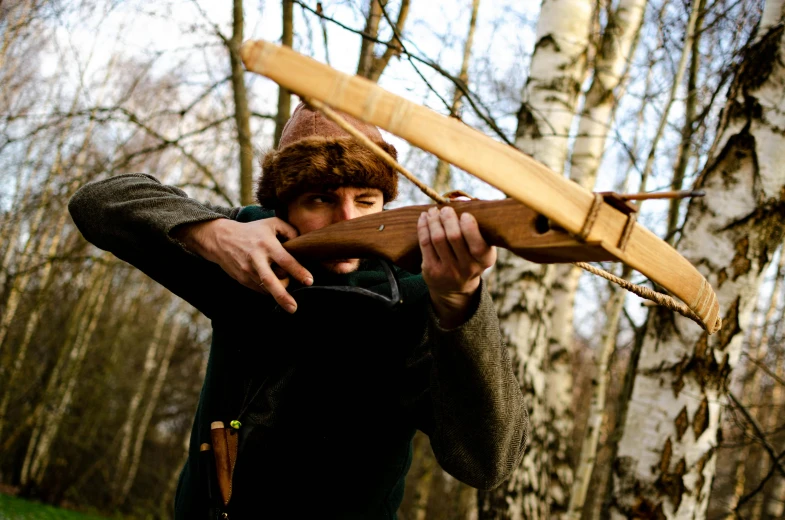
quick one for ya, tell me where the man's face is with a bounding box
[286,186,384,274]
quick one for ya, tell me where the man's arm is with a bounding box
[69,174,249,318]
[407,285,528,490]
[68,173,311,318]
[407,205,528,489]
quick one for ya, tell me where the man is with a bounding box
[69,102,527,518]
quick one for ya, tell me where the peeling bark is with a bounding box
[478,1,593,516]
[609,4,785,516]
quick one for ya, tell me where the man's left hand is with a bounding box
[418,206,496,329]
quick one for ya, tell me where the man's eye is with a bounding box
[357,200,375,207]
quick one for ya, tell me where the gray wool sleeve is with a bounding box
[68,173,247,318]
[414,283,528,490]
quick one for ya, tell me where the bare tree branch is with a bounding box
[292,0,514,146]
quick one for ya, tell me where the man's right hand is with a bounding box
[172,218,313,313]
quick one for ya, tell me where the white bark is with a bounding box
[609,4,785,516]
[547,0,645,504]
[0,139,38,290]
[0,209,72,440]
[116,313,184,504]
[569,0,646,190]
[0,43,113,355]
[0,171,60,352]
[112,305,170,502]
[515,0,594,173]
[20,261,112,486]
[480,258,556,520]
[638,0,702,190]
[567,267,628,519]
[749,265,785,520]
[479,1,593,516]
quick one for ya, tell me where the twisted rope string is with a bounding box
[306,99,711,332]
[573,262,707,331]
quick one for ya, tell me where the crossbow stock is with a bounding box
[239,40,722,335]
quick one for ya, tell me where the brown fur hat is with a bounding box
[257,102,398,209]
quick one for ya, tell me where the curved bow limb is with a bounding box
[240,39,721,335]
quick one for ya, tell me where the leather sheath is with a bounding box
[210,421,239,506]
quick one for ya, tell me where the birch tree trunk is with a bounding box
[20,261,112,487]
[0,38,111,354]
[273,0,293,148]
[0,210,73,440]
[478,2,593,516]
[545,2,646,515]
[726,247,785,516]
[481,1,593,517]
[0,139,40,290]
[0,135,74,353]
[229,0,253,205]
[357,0,385,78]
[569,0,646,190]
[111,305,170,503]
[433,0,480,195]
[566,271,627,519]
[748,253,785,520]
[366,0,410,83]
[763,353,785,518]
[667,0,706,242]
[568,2,708,514]
[116,313,184,505]
[608,4,785,515]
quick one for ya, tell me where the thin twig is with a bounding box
[743,351,785,388]
[291,0,514,146]
[616,190,706,201]
[728,391,785,482]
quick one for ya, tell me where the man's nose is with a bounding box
[333,199,357,222]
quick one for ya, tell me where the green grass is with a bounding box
[0,494,112,520]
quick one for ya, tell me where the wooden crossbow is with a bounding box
[239,40,722,335]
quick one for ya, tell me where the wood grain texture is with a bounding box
[283,199,615,272]
[240,40,721,334]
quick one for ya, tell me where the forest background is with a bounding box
[1,0,784,518]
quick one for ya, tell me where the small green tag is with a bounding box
[230,420,242,430]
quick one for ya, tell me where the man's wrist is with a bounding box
[171,218,227,261]
[429,280,482,329]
